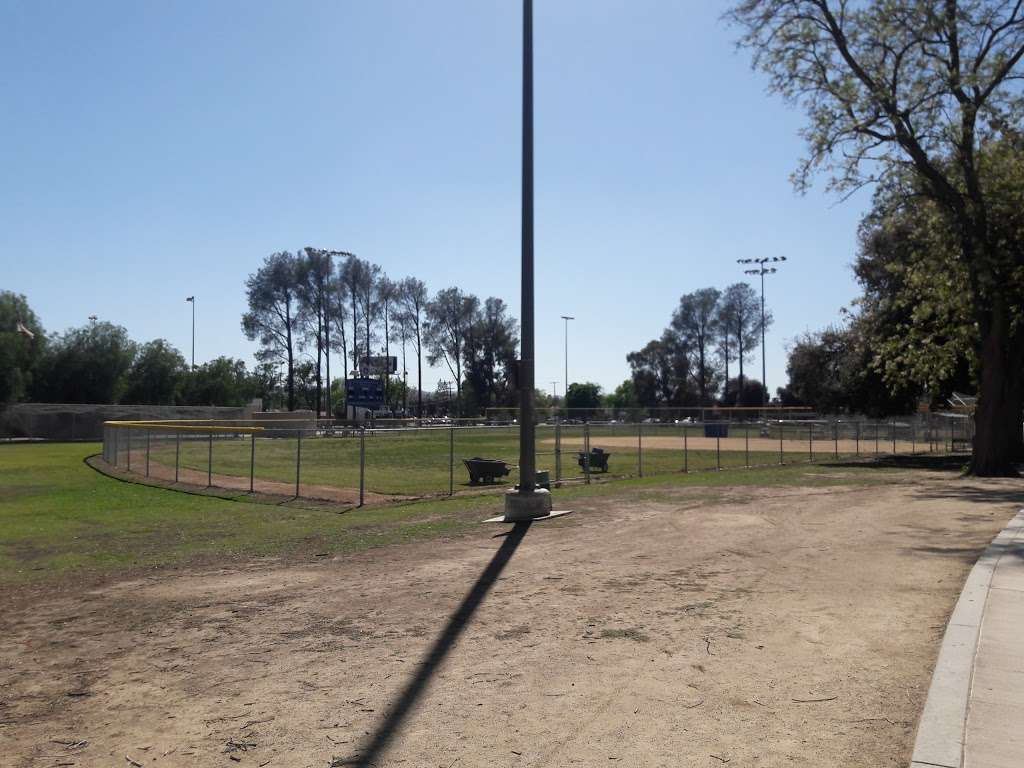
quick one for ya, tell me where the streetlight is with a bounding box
[737,256,786,407]
[185,296,195,369]
[561,315,574,402]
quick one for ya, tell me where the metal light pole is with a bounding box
[498,0,557,522]
[737,257,786,407]
[185,296,195,369]
[561,315,574,399]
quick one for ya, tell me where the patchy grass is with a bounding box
[1,442,916,587]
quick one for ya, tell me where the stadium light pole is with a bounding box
[496,0,558,523]
[737,257,786,407]
[185,296,195,370]
[561,315,574,399]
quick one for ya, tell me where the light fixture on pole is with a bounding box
[561,315,574,399]
[736,256,786,407]
[185,296,195,370]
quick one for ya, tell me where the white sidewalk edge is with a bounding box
[909,508,1024,768]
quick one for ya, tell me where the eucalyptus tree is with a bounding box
[728,0,1024,474]
[425,287,479,411]
[242,251,301,410]
[399,277,429,417]
[671,288,722,405]
[718,282,770,395]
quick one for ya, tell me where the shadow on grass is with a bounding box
[821,453,971,473]
[341,520,533,767]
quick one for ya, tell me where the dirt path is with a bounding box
[1,472,1018,767]
[543,434,920,454]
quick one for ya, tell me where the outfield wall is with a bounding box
[0,403,256,441]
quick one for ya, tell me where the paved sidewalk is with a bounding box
[964,511,1024,768]
[911,509,1024,768]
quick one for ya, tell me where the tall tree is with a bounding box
[31,322,136,404]
[424,287,478,412]
[297,249,334,416]
[0,291,45,405]
[671,288,722,404]
[327,270,350,410]
[463,297,519,412]
[399,277,429,418]
[728,0,1024,475]
[339,254,367,383]
[718,282,770,394]
[627,332,693,407]
[377,276,398,409]
[242,251,300,410]
[121,339,188,405]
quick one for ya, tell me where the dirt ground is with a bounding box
[544,434,919,454]
[1,471,1018,767]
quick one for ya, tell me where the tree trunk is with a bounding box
[966,309,1024,475]
[970,301,1023,476]
[416,324,423,419]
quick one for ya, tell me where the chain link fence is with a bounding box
[99,412,972,506]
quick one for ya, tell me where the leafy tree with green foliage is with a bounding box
[565,382,603,419]
[626,332,693,407]
[425,287,478,412]
[398,277,429,418]
[463,297,519,413]
[242,252,301,411]
[179,357,259,407]
[717,283,770,398]
[121,339,188,405]
[0,292,45,405]
[671,288,722,404]
[721,377,768,408]
[31,322,136,404]
[727,0,1024,474]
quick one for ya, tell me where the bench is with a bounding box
[577,447,610,473]
[463,457,511,485]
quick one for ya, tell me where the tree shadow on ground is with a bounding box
[340,520,533,767]
[820,454,972,473]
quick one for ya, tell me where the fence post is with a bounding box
[359,427,366,506]
[683,425,688,473]
[716,432,721,471]
[855,421,860,456]
[892,420,896,454]
[127,429,132,472]
[555,418,562,486]
[207,431,213,487]
[745,422,749,468]
[911,423,916,455]
[113,428,119,467]
[808,423,813,462]
[874,422,879,456]
[779,421,784,465]
[295,429,302,497]
[175,432,180,483]
[146,429,151,477]
[638,422,643,478]
[250,432,256,493]
[584,422,591,485]
[449,425,454,496]
[834,420,839,459]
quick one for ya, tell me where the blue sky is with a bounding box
[2,1,871,398]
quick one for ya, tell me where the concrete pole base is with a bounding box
[481,488,573,524]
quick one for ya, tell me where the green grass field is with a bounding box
[0,441,905,587]
[138,423,847,497]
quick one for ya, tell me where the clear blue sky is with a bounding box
[2,1,871,398]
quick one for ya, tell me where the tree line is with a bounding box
[0,291,276,408]
[242,248,520,416]
[618,283,770,409]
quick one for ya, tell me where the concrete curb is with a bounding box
[909,508,1024,768]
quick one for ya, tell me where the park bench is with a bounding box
[577,447,610,473]
[463,457,511,485]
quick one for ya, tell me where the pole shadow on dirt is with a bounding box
[340,521,533,767]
